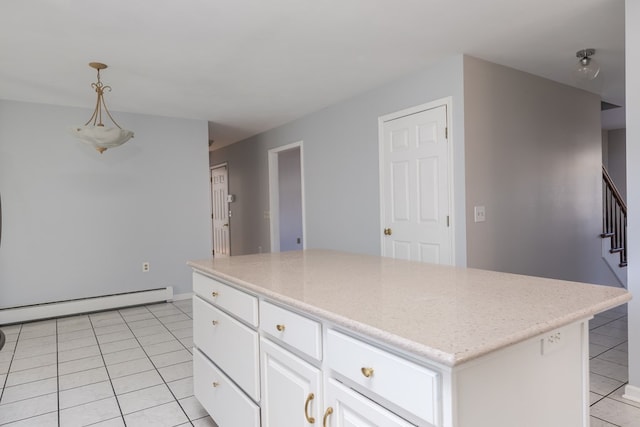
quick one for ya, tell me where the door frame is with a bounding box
[268,141,306,253]
[210,162,230,257]
[377,97,455,263]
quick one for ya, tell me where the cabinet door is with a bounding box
[324,379,415,427]
[261,337,322,427]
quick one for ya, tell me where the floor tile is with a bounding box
[171,328,193,339]
[590,416,620,426]
[593,325,629,339]
[191,416,218,427]
[59,380,115,409]
[91,317,126,328]
[610,385,640,409]
[111,369,164,395]
[589,332,627,348]
[100,338,141,354]
[59,396,121,427]
[116,383,174,414]
[590,358,629,382]
[94,324,131,336]
[0,377,57,404]
[590,343,610,358]
[150,349,192,368]
[57,335,98,352]
[102,347,148,366]
[590,372,625,396]
[590,392,604,406]
[14,335,56,351]
[90,417,126,426]
[164,320,192,331]
[0,411,58,426]
[131,325,168,338]
[121,313,155,323]
[137,332,175,346]
[158,361,193,383]
[179,337,194,349]
[124,401,189,427]
[126,319,162,330]
[0,392,57,424]
[106,357,154,379]
[179,395,208,420]
[13,342,56,359]
[598,348,628,367]
[97,330,135,345]
[58,345,101,363]
[157,314,190,324]
[591,397,640,426]
[58,355,105,376]
[167,376,194,399]
[18,327,56,340]
[57,328,95,343]
[143,339,184,357]
[5,364,57,387]
[59,366,109,391]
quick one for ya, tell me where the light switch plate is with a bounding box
[474,206,486,223]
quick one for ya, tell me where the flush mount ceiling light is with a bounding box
[575,48,600,81]
[70,62,134,154]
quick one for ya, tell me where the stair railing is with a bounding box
[602,166,627,267]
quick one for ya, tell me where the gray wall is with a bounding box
[0,99,211,308]
[464,56,617,285]
[606,128,626,201]
[625,0,640,394]
[211,55,467,264]
[278,148,303,251]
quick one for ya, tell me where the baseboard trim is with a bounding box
[0,287,174,325]
[171,292,193,301]
[623,384,640,403]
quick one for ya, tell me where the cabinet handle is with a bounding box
[212,382,220,388]
[322,407,333,427]
[211,320,218,326]
[211,291,219,297]
[304,393,316,423]
[361,367,374,378]
[276,324,286,332]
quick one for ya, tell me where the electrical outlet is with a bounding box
[474,205,486,223]
[541,331,562,355]
[142,262,150,272]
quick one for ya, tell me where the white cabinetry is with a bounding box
[260,337,322,427]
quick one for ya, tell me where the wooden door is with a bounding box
[211,165,230,257]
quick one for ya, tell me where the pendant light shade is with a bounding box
[574,49,600,81]
[70,62,134,154]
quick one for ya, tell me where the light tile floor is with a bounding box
[0,300,637,426]
[0,299,217,427]
[589,303,640,427]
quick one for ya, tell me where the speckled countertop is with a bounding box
[188,250,630,367]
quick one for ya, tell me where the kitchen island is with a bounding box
[189,250,630,427]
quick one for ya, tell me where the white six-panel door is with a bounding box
[380,102,453,265]
[211,165,230,257]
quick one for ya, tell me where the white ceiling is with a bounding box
[0,0,625,148]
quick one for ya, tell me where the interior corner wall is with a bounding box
[211,55,466,265]
[463,56,617,285]
[625,0,640,394]
[0,99,211,308]
[607,128,627,201]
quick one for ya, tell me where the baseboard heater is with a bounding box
[0,287,173,325]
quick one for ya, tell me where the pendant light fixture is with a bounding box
[70,62,134,154]
[575,49,600,81]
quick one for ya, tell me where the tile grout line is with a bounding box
[88,313,128,427]
[119,303,195,426]
[56,318,61,427]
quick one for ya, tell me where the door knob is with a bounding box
[383,228,392,236]
[223,223,229,227]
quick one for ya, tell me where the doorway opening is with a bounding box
[268,142,305,252]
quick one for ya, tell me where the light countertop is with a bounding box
[188,250,630,366]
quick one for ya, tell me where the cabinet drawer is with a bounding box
[194,349,260,427]
[259,300,322,361]
[193,296,260,401]
[327,329,439,425]
[193,272,258,327]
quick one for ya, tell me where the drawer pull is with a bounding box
[361,367,374,378]
[212,381,220,388]
[322,407,333,427]
[211,291,219,297]
[304,393,316,423]
[276,324,286,332]
[211,320,219,326]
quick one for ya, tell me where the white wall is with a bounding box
[211,55,466,264]
[625,0,640,395]
[607,128,626,201]
[0,99,211,308]
[464,56,617,286]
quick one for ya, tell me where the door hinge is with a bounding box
[446,215,450,227]
[445,127,448,139]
